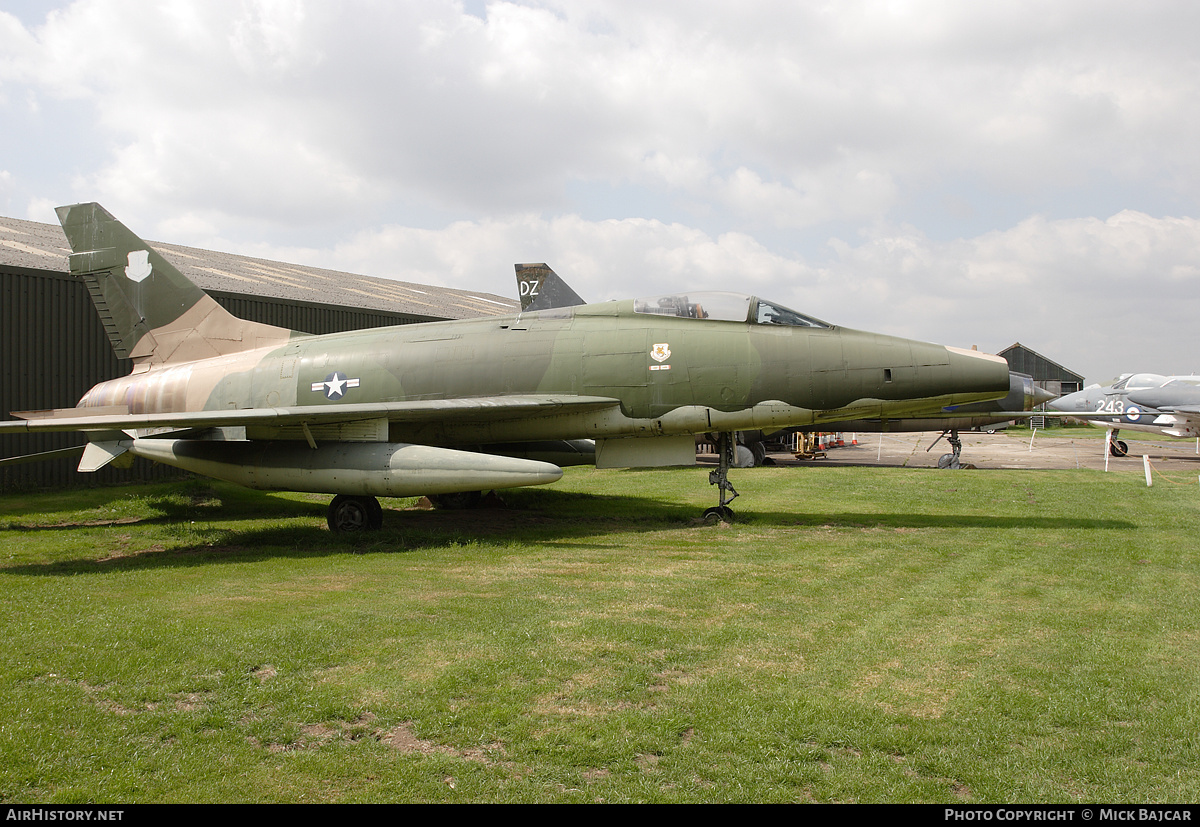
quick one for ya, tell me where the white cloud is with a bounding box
[717,166,898,229]
[6,0,1191,229]
[824,211,1200,381]
[2,1,1199,385]
[236,212,816,301]
[24,196,58,223]
[226,204,1199,381]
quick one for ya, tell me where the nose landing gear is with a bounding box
[929,429,965,470]
[705,432,739,522]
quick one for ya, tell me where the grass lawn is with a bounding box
[1,462,1197,803]
[1014,422,1198,443]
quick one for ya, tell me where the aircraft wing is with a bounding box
[990,411,1126,419]
[1147,406,1200,436]
[995,408,1200,440]
[0,395,622,435]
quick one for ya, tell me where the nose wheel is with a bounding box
[327,494,384,532]
[704,505,735,522]
[930,429,964,469]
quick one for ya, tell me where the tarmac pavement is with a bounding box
[769,430,1200,474]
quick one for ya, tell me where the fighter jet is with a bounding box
[515,264,1050,469]
[0,203,1010,530]
[1048,373,1200,456]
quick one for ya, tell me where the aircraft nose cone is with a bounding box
[1047,391,1083,412]
[1033,386,1058,406]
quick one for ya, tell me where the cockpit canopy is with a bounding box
[1111,373,1171,391]
[633,291,829,328]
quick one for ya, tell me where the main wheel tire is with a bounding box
[751,442,768,467]
[1110,440,1129,457]
[365,496,384,530]
[327,495,382,532]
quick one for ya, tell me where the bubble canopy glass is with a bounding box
[1111,373,1169,390]
[633,292,829,328]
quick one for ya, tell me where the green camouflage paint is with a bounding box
[3,203,1012,506]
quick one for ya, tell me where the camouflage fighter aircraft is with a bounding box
[1048,373,1200,456]
[516,264,1053,470]
[0,203,1010,530]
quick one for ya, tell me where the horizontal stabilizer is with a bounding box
[11,405,131,421]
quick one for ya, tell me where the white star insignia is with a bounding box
[311,372,360,400]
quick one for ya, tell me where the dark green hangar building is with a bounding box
[996,343,1085,398]
[0,213,519,489]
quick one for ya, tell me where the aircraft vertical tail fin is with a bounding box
[56,202,295,366]
[515,263,587,312]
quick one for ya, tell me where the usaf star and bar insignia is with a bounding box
[311,371,360,400]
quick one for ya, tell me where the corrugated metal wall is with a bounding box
[207,291,429,336]
[1,266,437,490]
[999,345,1085,393]
[999,344,1085,398]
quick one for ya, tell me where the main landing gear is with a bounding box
[325,490,496,532]
[327,494,383,532]
[1108,429,1129,457]
[705,432,739,522]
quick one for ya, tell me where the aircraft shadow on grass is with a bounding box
[754,510,1135,531]
[1,486,1135,576]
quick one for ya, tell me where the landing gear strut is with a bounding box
[705,432,739,522]
[930,429,964,469]
[327,494,383,532]
[1108,429,1129,457]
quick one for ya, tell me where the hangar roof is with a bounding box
[0,214,519,320]
[998,342,1085,383]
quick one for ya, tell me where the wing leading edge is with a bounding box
[1,395,623,435]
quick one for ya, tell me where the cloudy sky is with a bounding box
[3,0,1198,383]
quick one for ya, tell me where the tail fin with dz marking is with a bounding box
[514,262,587,312]
[56,202,295,367]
